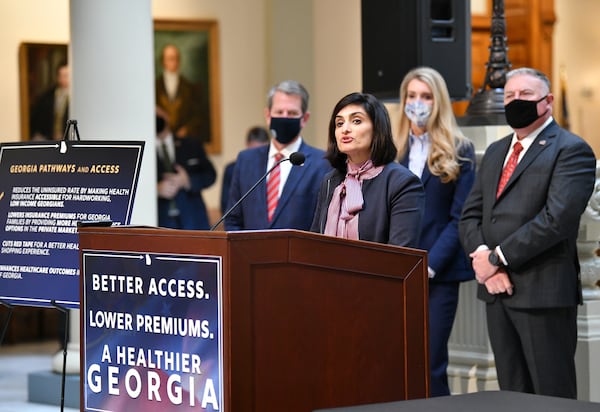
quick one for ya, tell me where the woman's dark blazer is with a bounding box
[311,162,425,249]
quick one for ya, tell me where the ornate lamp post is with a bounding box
[463,0,511,125]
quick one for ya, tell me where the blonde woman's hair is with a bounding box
[396,66,471,183]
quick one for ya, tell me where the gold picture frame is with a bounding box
[154,19,222,154]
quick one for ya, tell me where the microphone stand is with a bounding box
[210,157,291,231]
[62,119,81,141]
[51,300,69,412]
[0,300,14,346]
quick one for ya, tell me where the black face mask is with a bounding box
[269,117,302,145]
[504,95,548,129]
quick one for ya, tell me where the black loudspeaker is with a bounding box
[361,0,471,101]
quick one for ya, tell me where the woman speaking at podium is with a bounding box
[310,92,424,249]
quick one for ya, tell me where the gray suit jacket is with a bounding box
[459,120,596,308]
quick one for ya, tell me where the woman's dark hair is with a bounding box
[326,92,397,172]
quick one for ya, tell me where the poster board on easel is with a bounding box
[0,139,144,309]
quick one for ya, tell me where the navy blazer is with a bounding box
[310,162,425,248]
[157,136,216,230]
[400,142,476,282]
[224,141,331,231]
[459,121,596,307]
[220,160,235,214]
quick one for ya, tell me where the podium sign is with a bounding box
[82,250,223,411]
[79,227,429,411]
[0,140,143,308]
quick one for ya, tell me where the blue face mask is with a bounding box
[404,100,432,128]
[269,117,302,145]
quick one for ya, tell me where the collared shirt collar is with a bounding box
[266,137,303,199]
[268,136,303,160]
[163,71,179,99]
[408,131,430,178]
[509,116,553,155]
[156,132,175,160]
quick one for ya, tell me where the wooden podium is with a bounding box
[78,227,429,411]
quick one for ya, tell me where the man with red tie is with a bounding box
[459,67,596,399]
[224,80,331,231]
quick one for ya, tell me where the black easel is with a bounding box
[62,119,81,141]
[51,300,70,412]
[0,300,14,346]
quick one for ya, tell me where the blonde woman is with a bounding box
[396,66,475,397]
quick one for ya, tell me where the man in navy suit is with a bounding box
[30,62,69,141]
[224,80,331,231]
[459,68,596,398]
[156,107,216,230]
[220,126,269,215]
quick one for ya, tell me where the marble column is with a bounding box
[574,160,600,402]
[47,0,156,385]
[447,124,508,394]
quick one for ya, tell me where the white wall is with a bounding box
[554,0,600,156]
[312,0,362,145]
[0,1,70,143]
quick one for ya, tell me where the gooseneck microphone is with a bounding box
[210,152,306,231]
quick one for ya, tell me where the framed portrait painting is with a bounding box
[19,42,69,141]
[154,19,222,154]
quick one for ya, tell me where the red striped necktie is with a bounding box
[267,153,283,221]
[496,141,523,198]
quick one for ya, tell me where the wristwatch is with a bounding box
[488,250,503,267]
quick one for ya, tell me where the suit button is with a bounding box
[491,218,496,224]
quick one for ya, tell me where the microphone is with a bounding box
[210,151,306,230]
[288,151,306,166]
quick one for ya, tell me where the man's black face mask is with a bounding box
[504,95,548,129]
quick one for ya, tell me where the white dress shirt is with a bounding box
[267,137,303,197]
[408,132,430,178]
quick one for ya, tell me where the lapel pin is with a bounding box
[539,140,547,145]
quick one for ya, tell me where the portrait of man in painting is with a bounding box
[19,43,69,141]
[154,20,221,154]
